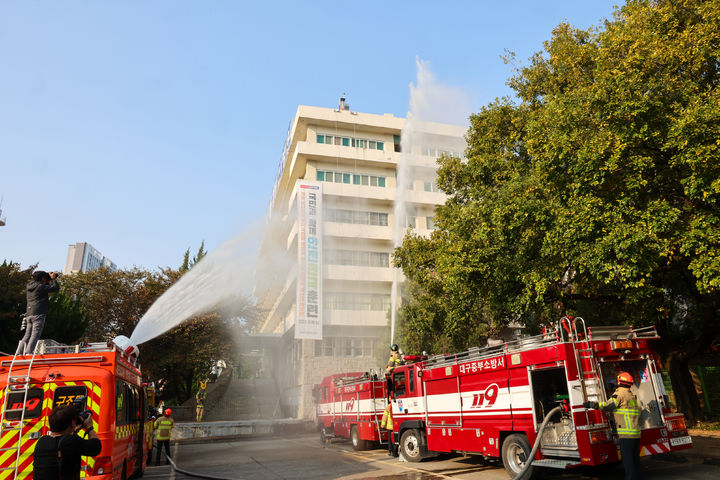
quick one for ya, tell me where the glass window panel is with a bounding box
[379,213,388,226]
[424,181,432,192]
[334,136,341,145]
[357,251,369,266]
[369,140,376,149]
[361,175,369,186]
[370,176,378,187]
[317,134,324,144]
[377,141,384,151]
[343,173,351,184]
[427,217,435,229]
[317,171,324,181]
[369,212,379,225]
[325,135,333,145]
[351,138,356,147]
[353,174,360,185]
[342,137,350,146]
[378,177,386,187]
[334,172,343,183]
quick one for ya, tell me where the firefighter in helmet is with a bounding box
[386,344,404,372]
[196,379,208,422]
[380,396,398,457]
[154,408,174,465]
[584,371,642,480]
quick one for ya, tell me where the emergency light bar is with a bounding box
[610,340,633,351]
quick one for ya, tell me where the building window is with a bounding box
[424,181,440,192]
[326,249,390,268]
[427,216,435,229]
[317,133,385,151]
[394,135,401,152]
[325,208,388,226]
[314,337,377,357]
[324,293,391,311]
[316,170,386,187]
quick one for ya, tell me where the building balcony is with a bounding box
[296,141,399,168]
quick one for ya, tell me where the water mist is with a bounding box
[391,59,472,343]
[130,222,262,345]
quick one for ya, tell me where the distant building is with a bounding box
[63,242,117,274]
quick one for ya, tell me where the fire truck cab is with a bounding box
[314,371,388,450]
[386,318,692,478]
[0,341,155,479]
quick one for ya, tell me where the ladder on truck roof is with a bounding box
[0,339,41,478]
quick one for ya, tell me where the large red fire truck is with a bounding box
[314,372,389,450]
[385,318,692,477]
[0,340,155,479]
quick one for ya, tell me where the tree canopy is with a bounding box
[394,0,720,422]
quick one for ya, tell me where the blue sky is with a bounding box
[0,0,619,272]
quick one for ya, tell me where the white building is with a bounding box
[254,101,466,418]
[63,242,117,274]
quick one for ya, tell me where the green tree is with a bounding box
[395,0,720,424]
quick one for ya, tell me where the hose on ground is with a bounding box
[512,405,563,480]
[165,452,241,480]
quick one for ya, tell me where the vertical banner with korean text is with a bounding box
[295,181,323,339]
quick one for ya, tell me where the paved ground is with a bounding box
[142,433,720,480]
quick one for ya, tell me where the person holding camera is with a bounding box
[16,270,60,356]
[33,405,101,480]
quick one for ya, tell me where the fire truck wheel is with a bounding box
[400,429,428,462]
[501,434,536,479]
[350,426,368,451]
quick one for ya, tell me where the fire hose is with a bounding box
[165,452,242,480]
[512,405,563,480]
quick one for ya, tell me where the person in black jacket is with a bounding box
[16,270,59,355]
[33,405,102,480]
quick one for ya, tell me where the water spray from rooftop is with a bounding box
[391,58,472,342]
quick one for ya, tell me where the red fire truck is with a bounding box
[0,341,155,479]
[386,318,692,478]
[314,371,389,450]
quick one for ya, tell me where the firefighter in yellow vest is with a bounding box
[154,408,174,465]
[386,344,403,372]
[380,396,398,457]
[196,379,208,422]
[584,371,642,480]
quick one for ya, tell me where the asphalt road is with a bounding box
[141,433,719,480]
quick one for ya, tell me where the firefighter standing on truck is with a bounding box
[386,344,403,372]
[154,408,174,465]
[584,371,642,480]
[381,396,398,457]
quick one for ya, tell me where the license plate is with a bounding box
[670,436,692,446]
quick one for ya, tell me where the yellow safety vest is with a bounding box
[600,387,641,439]
[380,404,393,430]
[154,416,175,441]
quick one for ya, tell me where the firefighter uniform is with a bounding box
[381,402,397,457]
[154,411,175,465]
[586,372,642,480]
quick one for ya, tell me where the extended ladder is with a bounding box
[0,341,40,479]
[561,317,602,427]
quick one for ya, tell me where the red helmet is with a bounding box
[164,408,172,416]
[617,372,633,386]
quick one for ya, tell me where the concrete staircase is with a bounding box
[205,378,282,421]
